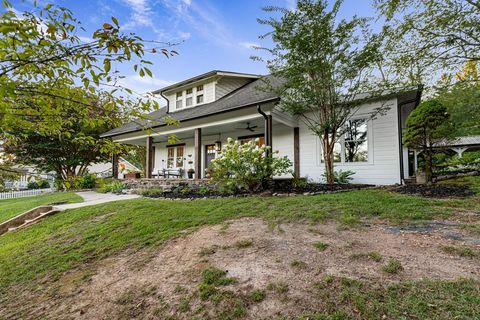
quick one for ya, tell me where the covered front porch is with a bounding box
[112,104,300,180]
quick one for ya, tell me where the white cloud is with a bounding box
[160,0,234,47]
[238,41,260,49]
[122,0,154,29]
[78,36,94,43]
[119,74,175,95]
[178,31,191,40]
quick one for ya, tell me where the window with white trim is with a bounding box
[175,92,183,109]
[321,118,369,163]
[167,145,185,168]
[196,94,204,104]
[344,119,368,162]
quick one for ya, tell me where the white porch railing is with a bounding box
[0,188,53,200]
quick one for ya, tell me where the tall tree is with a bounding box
[0,1,177,135]
[375,0,480,86]
[254,0,384,184]
[435,60,480,137]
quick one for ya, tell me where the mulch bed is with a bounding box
[393,184,475,198]
[138,181,375,200]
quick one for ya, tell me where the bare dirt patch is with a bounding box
[4,218,480,319]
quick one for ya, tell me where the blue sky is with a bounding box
[11,0,377,95]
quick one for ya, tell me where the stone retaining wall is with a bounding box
[122,179,210,191]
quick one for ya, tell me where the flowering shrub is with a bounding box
[208,138,292,192]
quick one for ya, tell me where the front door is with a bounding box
[205,144,216,171]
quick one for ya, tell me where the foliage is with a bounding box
[59,174,96,190]
[435,61,480,136]
[208,138,292,192]
[375,0,480,87]
[3,89,129,181]
[254,0,385,184]
[322,170,355,184]
[26,179,50,190]
[97,180,124,193]
[0,1,178,136]
[403,100,450,183]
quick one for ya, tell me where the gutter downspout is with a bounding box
[160,90,169,114]
[397,85,423,184]
[257,104,272,157]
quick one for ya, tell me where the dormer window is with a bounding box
[197,94,204,104]
[196,85,203,92]
[176,92,183,109]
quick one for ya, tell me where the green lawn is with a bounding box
[0,181,479,318]
[0,192,83,224]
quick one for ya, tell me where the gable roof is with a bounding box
[101,75,282,138]
[152,70,261,94]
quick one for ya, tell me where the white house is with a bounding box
[101,70,423,185]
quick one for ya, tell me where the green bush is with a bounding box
[208,138,292,192]
[26,178,50,189]
[62,174,97,190]
[322,169,355,184]
[27,180,39,189]
[97,180,124,193]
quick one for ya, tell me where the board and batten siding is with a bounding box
[298,98,401,185]
[215,78,252,100]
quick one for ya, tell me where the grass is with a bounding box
[0,185,479,294]
[313,241,329,252]
[290,259,307,269]
[349,251,383,262]
[234,239,253,248]
[308,276,480,319]
[0,192,83,224]
[439,175,480,194]
[440,245,478,257]
[382,258,404,274]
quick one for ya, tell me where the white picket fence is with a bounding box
[0,188,54,200]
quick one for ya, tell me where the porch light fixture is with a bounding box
[215,141,222,152]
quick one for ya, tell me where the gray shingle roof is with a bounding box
[101,76,281,138]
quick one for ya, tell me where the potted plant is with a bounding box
[125,170,141,179]
[187,155,194,179]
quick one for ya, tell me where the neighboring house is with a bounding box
[101,70,423,185]
[5,157,140,190]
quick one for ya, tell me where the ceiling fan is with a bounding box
[236,122,258,132]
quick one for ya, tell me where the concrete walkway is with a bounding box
[54,191,140,211]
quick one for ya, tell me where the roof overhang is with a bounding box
[151,70,261,95]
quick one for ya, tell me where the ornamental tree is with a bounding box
[403,100,450,183]
[254,0,384,184]
[3,88,129,180]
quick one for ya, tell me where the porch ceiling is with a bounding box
[118,116,292,146]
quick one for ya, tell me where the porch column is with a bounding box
[293,127,300,178]
[194,128,202,179]
[146,136,154,178]
[112,154,119,179]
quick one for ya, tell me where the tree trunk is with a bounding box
[321,135,335,184]
[424,150,433,184]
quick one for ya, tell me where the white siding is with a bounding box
[215,77,251,100]
[299,98,401,185]
[272,124,295,178]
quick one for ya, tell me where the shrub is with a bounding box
[27,180,39,189]
[61,174,97,190]
[208,138,292,192]
[322,169,355,184]
[37,179,51,189]
[98,180,124,193]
